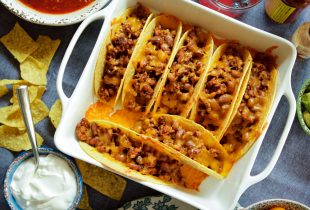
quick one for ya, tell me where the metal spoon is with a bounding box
[16,85,40,171]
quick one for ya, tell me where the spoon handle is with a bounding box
[16,85,40,169]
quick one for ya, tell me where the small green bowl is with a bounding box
[297,77,310,136]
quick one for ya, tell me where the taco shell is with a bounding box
[94,4,153,107]
[221,52,277,162]
[122,15,182,113]
[77,119,207,190]
[190,43,252,141]
[153,28,214,117]
[133,114,233,177]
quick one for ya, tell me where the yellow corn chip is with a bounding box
[20,56,47,85]
[0,23,39,63]
[0,80,28,98]
[75,159,126,200]
[78,186,92,210]
[10,85,46,104]
[32,35,61,71]
[0,79,27,86]
[0,86,8,97]
[20,36,60,85]
[0,125,43,151]
[49,99,62,128]
[0,99,49,128]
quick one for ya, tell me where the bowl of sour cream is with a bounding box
[4,147,83,210]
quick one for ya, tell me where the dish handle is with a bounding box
[242,84,296,188]
[56,0,116,110]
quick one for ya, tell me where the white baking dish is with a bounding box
[54,0,297,209]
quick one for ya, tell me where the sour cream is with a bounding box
[10,154,77,210]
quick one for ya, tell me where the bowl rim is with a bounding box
[199,0,263,11]
[0,0,110,26]
[243,198,310,209]
[3,147,84,210]
[296,77,310,136]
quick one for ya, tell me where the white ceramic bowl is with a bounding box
[0,0,109,26]
[54,0,297,210]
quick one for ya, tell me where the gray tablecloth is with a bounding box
[0,1,309,209]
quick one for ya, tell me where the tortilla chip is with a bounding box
[49,99,62,128]
[10,85,46,104]
[0,80,29,98]
[0,125,43,151]
[0,86,8,97]
[20,36,60,85]
[78,186,92,210]
[0,99,49,128]
[75,159,126,200]
[20,56,47,85]
[31,35,61,71]
[0,23,39,63]
[0,79,26,86]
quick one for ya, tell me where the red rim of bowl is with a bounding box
[200,0,263,11]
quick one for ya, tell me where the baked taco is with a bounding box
[133,114,232,178]
[94,3,153,105]
[76,118,207,190]
[221,51,277,162]
[153,27,214,117]
[121,15,182,112]
[190,43,252,141]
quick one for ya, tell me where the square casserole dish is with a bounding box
[54,0,297,209]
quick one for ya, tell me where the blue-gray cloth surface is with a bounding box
[0,1,309,209]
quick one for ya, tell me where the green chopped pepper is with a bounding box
[301,92,310,112]
[303,111,310,128]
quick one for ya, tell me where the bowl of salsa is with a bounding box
[0,0,110,25]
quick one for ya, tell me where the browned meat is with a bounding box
[75,118,200,189]
[158,27,208,115]
[125,24,177,111]
[221,52,273,156]
[98,4,151,102]
[195,45,245,133]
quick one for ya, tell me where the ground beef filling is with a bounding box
[76,118,191,187]
[221,53,272,155]
[133,116,225,173]
[125,24,177,112]
[195,46,244,132]
[98,4,150,102]
[159,28,208,115]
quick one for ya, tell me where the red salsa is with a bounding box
[19,0,95,14]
